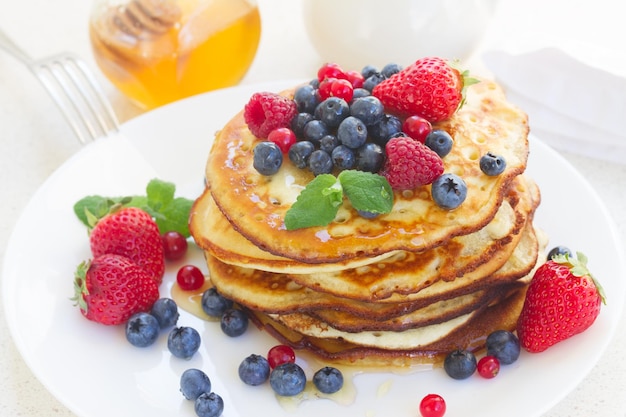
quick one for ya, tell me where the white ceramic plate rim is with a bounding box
[3,81,625,417]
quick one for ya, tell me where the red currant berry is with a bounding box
[267,344,296,369]
[477,355,500,379]
[161,231,188,261]
[344,70,365,89]
[319,78,354,102]
[419,393,446,417]
[267,127,297,153]
[317,62,345,82]
[402,115,432,143]
[176,265,205,291]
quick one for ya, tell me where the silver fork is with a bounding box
[0,29,119,144]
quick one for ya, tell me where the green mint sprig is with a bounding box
[284,170,393,230]
[73,178,194,237]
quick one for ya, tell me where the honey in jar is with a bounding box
[89,0,261,109]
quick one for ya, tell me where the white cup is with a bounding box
[302,0,500,70]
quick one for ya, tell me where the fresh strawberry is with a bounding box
[381,135,444,190]
[517,252,606,353]
[72,254,160,325]
[244,92,298,138]
[372,57,476,122]
[89,206,164,284]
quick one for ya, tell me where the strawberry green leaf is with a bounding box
[284,174,342,230]
[338,170,393,214]
[553,251,607,304]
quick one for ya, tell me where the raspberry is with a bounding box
[382,136,444,190]
[244,92,298,138]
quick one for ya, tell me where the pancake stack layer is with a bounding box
[190,78,545,366]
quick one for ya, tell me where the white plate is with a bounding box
[3,81,625,417]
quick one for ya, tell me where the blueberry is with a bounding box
[486,330,521,365]
[288,141,315,169]
[352,88,371,100]
[303,119,330,144]
[293,84,319,114]
[355,142,384,173]
[150,298,179,329]
[547,245,573,261]
[331,145,355,170]
[360,65,378,79]
[363,72,385,91]
[315,97,350,128]
[350,96,384,126]
[424,130,454,158]
[479,152,507,176]
[125,312,160,347]
[238,354,270,386]
[319,134,339,154]
[270,362,307,396]
[308,149,333,175]
[180,368,211,400]
[194,392,224,417]
[309,78,320,89]
[357,210,379,219]
[168,326,201,359]
[444,349,477,379]
[312,366,343,394]
[220,308,248,337]
[291,112,315,138]
[381,63,402,78]
[201,287,233,318]
[337,116,368,149]
[253,141,282,176]
[431,173,467,210]
[369,114,402,145]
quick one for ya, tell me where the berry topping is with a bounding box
[424,130,454,158]
[293,84,320,114]
[431,173,468,209]
[547,245,573,261]
[161,230,188,261]
[244,92,297,138]
[319,77,354,102]
[150,297,179,329]
[125,312,160,347]
[288,140,315,169]
[308,149,334,175]
[419,393,446,417]
[201,287,234,317]
[337,116,368,149]
[372,56,475,122]
[485,330,520,365]
[180,368,211,401]
[517,252,606,353]
[317,62,345,82]
[382,136,444,190]
[443,349,477,380]
[477,355,500,379]
[349,96,385,126]
[269,362,307,396]
[267,344,296,369]
[239,354,270,386]
[167,326,201,359]
[315,97,350,128]
[313,366,344,394]
[194,392,223,417]
[402,115,432,143]
[220,308,249,337]
[253,141,283,175]
[479,152,507,176]
[267,127,297,153]
[176,265,205,291]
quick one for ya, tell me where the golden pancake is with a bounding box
[202,79,529,263]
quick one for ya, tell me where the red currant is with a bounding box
[161,231,188,261]
[419,393,446,417]
[344,70,365,88]
[477,355,500,379]
[402,115,432,143]
[319,78,354,102]
[267,345,296,369]
[267,127,297,153]
[317,62,345,82]
[176,265,205,291]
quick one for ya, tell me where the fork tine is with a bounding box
[32,54,119,144]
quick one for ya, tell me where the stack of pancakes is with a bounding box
[189,79,546,366]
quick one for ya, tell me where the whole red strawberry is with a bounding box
[244,92,298,138]
[372,57,476,122]
[381,135,444,190]
[72,254,160,325]
[517,252,606,353]
[89,206,164,284]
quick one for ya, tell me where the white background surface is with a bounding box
[1,0,625,416]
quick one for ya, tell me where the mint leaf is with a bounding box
[338,170,393,214]
[73,178,194,237]
[284,174,343,230]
